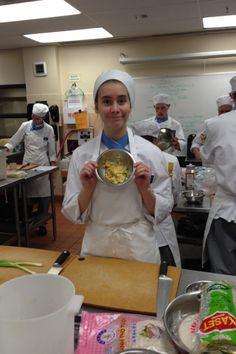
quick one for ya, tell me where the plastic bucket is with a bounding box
[0,273,84,354]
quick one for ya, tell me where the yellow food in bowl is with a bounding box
[104,160,129,184]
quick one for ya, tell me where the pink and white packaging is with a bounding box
[75,311,177,354]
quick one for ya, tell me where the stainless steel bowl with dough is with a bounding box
[96,149,135,187]
[163,291,201,354]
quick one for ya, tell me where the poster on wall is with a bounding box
[63,82,85,124]
[63,100,76,124]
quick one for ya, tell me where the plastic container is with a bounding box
[185,164,195,190]
[0,273,84,354]
[0,148,6,180]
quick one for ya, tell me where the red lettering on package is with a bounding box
[200,312,236,333]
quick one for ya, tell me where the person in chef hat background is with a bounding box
[132,119,181,266]
[5,102,56,236]
[131,93,186,156]
[62,69,174,265]
[216,94,233,115]
[199,76,236,274]
[191,94,233,160]
[130,119,160,145]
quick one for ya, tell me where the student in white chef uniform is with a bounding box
[132,93,186,156]
[191,94,233,161]
[131,120,181,266]
[5,103,56,236]
[62,69,173,264]
[200,78,236,274]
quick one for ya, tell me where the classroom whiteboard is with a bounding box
[129,72,235,137]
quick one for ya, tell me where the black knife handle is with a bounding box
[159,260,169,276]
[53,250,70,267]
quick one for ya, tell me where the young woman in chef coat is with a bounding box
[62,69,173,264]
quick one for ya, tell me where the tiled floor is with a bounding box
[27,198,85,255]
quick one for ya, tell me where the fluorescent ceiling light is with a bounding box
[0,0,80,23]
[203,15,236,28]
[24,28,113,43]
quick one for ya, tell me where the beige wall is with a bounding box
[1,30,236,194]
[2,31,236,102]
[22,46,62,107]
[0,49,25,84]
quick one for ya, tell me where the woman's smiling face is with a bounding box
[95,80,131,136]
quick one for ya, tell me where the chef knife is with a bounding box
[156,260,173,319]
[48,250,70,275]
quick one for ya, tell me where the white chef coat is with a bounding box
[200,110,236,265]
[62,128,173,264]
[5,120,56,197]
[154,151,182,266]
[143,116,186,156]
[190,123,205,152]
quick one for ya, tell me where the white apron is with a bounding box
[202,192,225,266]
[23,129,51,198]
[81,128,161,264]
[155,215,181,267]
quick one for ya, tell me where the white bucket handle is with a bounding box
[68,295,84,315]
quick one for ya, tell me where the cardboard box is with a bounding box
[75,111,89,129]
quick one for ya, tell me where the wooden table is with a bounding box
[0,245,181,315]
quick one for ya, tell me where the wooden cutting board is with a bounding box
[16,164,38,170]
[62,255,182,315]
[0,246,74,284]
[0,247,181,315]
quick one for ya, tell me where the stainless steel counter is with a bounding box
[177,268,236,295]
[172,194,211,269]
[0,176,22,245]
[0,166,58,246]
[173,194,211,214]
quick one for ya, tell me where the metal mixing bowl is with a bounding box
[156,128,174,151]
[182,190,204,204]
[185,280,211,293]
[163,292,201,354]
[96,148,135,187]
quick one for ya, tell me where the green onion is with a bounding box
[0,260,43,274]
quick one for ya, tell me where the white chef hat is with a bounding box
[131,120,160,138]
[32,103,49,117]
[216,95,233,108]
[93,69,135,107]
[153,93,170,106]
[230,76,236,92]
